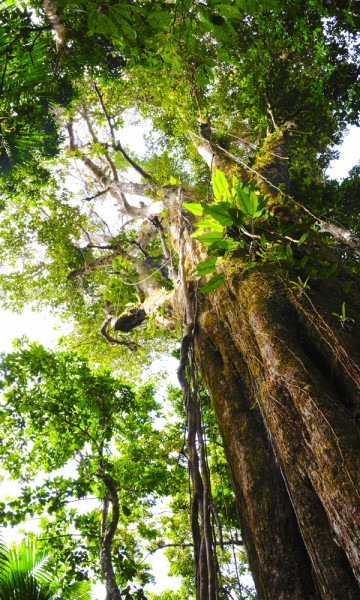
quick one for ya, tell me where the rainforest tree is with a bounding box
[0,0,360,599]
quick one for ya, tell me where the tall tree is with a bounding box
[0,1,360,598]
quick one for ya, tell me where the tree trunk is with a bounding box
[170,188,360,597]
[192,269,360,599]
[99,471,123,600]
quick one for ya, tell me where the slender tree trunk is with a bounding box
[99,471,123,600]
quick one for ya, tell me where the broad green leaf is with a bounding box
[212,169,230,201]
[232,176,240,189]
[228,208,244,227]
[253,195,269,216]
[208,239,240,253]
[199,274,225,293]
[215,4,242,19]
[202,201,233,225]
[193,218,223,233]
[118,16,137,40]
[239,189,258,216]
[194,257,218,276]
[183,202,203,216]
[192,232,224,243]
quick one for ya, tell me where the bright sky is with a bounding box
[327,125,360,179]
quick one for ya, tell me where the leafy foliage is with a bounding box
[0,0,359,596]
[0,536,91,599]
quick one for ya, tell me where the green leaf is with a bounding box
[182,202,203,216]
[285,243,293,262]
[193,218,223,233]
[122,504,132,516]
[215,4,242,19]
[341,302,346,318]
[192,232,224,243]
[301,255,309,267]
[228,207,244,227]
[208,239,240,253]
[212,170,230,200]
[253,195,269,216]
[241,189,258,216]
[233,182,268,218]
[194,257,218,276]
[199,274,225,293]
[202,201,233,226]
[243,261,257,269]
[297,232,309,246]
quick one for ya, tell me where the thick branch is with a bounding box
[316,220,360,256]
[112,306,147,333]
[189,129,248,180]
[43,0,66,51]
[67,252,120,281]
[43,0,67,72]
[113,142,155,187]
[100,318,138,352]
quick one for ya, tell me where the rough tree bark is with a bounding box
[191,269,360,599]
[167,164,360,598]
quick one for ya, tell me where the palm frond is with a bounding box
[0,532,9,577]
[7,540,53,585]
[0,536,54,600]
[66,580,92,599]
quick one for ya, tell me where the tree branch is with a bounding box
[151,216,178,281]
[67,120,162,219]
[82,187,110,202]
[43,0,67,73]
[93,83,155,187]
[100,317,138,352]
[112,141,155,188]
[81,102,119,182]
[149,539,244,554]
